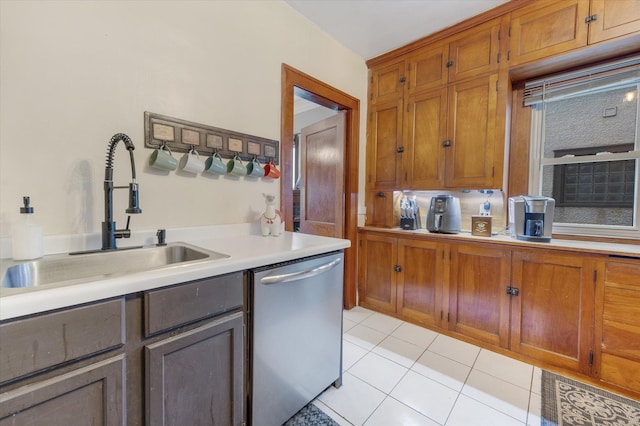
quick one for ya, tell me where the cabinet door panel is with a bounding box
[364,191,396,227]
[446,74,498,188]
[145,313,244,426]
[511,251,595,373]
[358,233,397,313]
[404,88,447,188]
[367,99,403,189]
[0,356,125,425]
[449,19,501,82]
[370,61,405,104]
[509,0,589,66]
[407,44,448,94]
[397,239,443,327]
[589,0,640,44]
[449,244,510,347]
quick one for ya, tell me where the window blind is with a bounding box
[523,55,640,106]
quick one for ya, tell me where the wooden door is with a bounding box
[299,112,345,238]
[448,18,502,82]
[448,243,511,348]
[588,0,640,44]
[510,250,596,373]
[406,43,448,94]
[0,356,125,425]
[369,60,405,105]
[145,312,244,426]
[509,0,589,66]
[358,232,397,313]
[445,74,498,188]
[364,190,396,227]
[403,87,447,189]
[397,238,445,327]
[367,98,403,190]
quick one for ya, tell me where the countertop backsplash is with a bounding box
[393,190,507,233]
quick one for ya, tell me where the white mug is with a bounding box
[179,149,205,174]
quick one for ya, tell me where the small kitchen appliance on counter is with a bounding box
[426,195,461,234]
[508,195,555,242]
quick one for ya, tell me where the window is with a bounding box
[526,56,640,238]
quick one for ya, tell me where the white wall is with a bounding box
[0,0,368,245]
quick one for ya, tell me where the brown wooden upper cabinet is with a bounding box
[366,16,507,192]
[509,0,640,66]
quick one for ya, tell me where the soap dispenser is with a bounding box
[12,196,44,260]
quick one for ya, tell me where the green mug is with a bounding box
[227,154,247,176]
[149,146,177,171]
[205,152,226,175]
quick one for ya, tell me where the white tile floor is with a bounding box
[313,307,542,426]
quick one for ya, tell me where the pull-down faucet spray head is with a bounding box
[102,133,142,250]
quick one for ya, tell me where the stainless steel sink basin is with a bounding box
[1,243,229,290]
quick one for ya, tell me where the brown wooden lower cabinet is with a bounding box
[510,250,600,375]
[448,243,511,348]
[358,231,445,328]
[358,229,640,397]
[596,257,640,393]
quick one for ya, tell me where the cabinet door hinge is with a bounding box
[447,312,450,322]
[496,79,499,92]
[407,103,410,112]
[589,350,594,366]
[508,26,511,37]
[593,269,598,283]
[497,52,501,63]
[492,166,495,177]
[498,29,501,40]
[440,310,443,320]
[446,60,454,68]
[506,286,520,296]
[585,14,598,24]
[507,50,511,61]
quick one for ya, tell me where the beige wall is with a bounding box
[0,0,368,241]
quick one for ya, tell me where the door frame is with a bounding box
[281,64,359,309]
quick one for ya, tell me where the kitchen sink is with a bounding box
[1,243,229,290]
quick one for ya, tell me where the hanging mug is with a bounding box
[149,145,178,171]
[227,154,247,176]
[205,152,226,175]
[264,160,280,179]
[179,148,205,174]
[246,157,265,178]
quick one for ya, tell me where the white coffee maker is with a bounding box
[508,196,555,242]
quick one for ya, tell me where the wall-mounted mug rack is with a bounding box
[144,111,279,165]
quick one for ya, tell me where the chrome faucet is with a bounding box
[102,133,141,250]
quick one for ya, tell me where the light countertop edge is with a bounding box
[0,229,350,321]
[359,226,640,257]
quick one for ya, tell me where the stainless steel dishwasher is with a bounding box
[247,251,344,426]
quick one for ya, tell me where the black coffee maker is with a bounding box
[508,196,555,242]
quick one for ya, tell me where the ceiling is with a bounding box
[284,0,510,60]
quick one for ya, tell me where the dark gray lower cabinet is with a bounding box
[145,312,244,426]
[0,355,125,425]
[0,271,246,426]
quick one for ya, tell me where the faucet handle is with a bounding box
[156,229,167,246]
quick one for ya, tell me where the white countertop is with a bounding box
[0,224,350,321]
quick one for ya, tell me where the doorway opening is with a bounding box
[281,64,360,309]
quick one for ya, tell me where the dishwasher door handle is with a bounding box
[260,257,342,285]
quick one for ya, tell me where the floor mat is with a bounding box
[284,402,340,426]
[541,370,640,426]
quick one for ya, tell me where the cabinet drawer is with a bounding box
[144,272,243,336]
[605,259,640,289]
[600,353,640,392]
[0,298,125,384]
[602,320,640,360]
[603,287,640,326]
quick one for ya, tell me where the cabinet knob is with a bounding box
[397,146,405,153]
[399,77,406,83]
[376,192,386,198]
[442,140,452,147]
[394,265,402,272]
